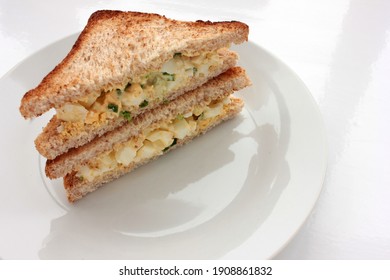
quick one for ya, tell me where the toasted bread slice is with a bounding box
[46,67,251,179]
[19,10,249,119]
[35,48,238,159]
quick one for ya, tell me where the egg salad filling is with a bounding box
[56,50,224,124]
[76,96,233,182]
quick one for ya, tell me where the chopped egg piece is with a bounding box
[202,102,224,119]
[171,118,192,139]
[98,153,117,173]
[78,165,96,182]
[136,140,161,161]
[56,103,88,122]
[146,130,175,147]
[187,118,197,134]
[151,140,170,151]
[183,111,193,118]
[78,91,100,108]
[115,145,138,166]
[121,84,147,107]
[161,59,177,74]
[222,96,231,105]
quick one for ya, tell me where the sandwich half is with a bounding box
[49,67,251,202]
[20,10,249,160]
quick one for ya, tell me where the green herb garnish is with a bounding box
[162,72,175,81]
[139,100,149,108]
[174,52,182,58]
[176,114,184,120]
[116,89,122,96]
[120,110,132,121]
[108,103,118,113]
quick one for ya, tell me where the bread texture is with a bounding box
[64,96,244,202]
[46,67,251,179]
[35,48,238,160]
[19,10,249,119]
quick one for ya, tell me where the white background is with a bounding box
[0,0,389,259]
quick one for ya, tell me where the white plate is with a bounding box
[0,34,327,260]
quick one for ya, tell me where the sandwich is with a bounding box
[19,10,251,202]
[54,67,249,202]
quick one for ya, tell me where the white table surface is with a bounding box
[1,0,389,259]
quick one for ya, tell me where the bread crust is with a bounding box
[19,10,249,118]
[46,67,251,179]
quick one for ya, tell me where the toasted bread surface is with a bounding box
[20,10,249,118]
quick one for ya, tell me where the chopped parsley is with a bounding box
[173,52,182,58]
[139,100,149,108]
[107,103,118,113]
[162,72,175,81]
[116,89,122,96]
[120,110,132,121]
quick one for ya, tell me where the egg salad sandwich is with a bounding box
[19,10,251,202]
[47,67,251,202]
[20,10,249,160]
